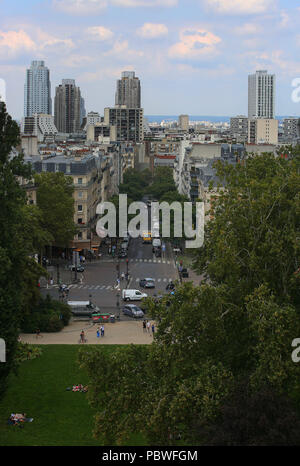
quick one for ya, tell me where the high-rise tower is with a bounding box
[115,71,141,108]
[54,79,81,133]
[24,60,51,117]
[248,70,275,119]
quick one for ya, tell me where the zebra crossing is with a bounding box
[130,258,171,264]
[52,284,114,291]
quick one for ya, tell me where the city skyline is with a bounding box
[1,0,299,119]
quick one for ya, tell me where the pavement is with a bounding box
[20,320,156,345]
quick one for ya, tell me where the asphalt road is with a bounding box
[41,236,178,320]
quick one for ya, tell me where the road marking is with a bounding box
[163,261,166,264]
[100,285,106,289]
[78,285,83,289]
[157,279,161,282]
[163,278,167,282]
[95,285,100,289]
[148,259,152,263]
[89,285,95,289]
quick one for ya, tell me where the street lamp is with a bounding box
[126,258,129,286]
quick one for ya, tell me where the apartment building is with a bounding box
[104,106,144,143]
[248,118,278,145]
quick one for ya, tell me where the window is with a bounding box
[78,191,83,198]
[78,205,83,212]
[78,218,82,224]
[78,232,82,239]
[78,178,83,184]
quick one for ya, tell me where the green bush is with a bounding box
[21,295,71,333]
[15,343,43,363]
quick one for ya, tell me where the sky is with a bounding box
[0,0,300,119]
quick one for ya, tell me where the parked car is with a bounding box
[181,268,189,278]
[122,304,144,318]
[68,264,85,272]
[139,278,155,288]
[122,289,148,301]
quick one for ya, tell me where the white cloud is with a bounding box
[104,40,144,59]
[0,30,36,56]
[62,54,94,67]
[234,23,262,35]
[279,10,289,29]
[0,28,75,58]
[111,0,177,6]
[53,0,107,15]
[86,26,114,41]
[203,0,274,15]
[136,23,168,38]
[168,28,221,60]
[36,30,75,51]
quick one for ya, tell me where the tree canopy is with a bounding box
[79,151,300,445]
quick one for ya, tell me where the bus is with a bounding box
[142,231,152,244]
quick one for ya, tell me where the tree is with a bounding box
[0,102,44,398]
[34,172,77,249]
[194,379,300,446]
[193,154,300,309]
[78,153,300,445]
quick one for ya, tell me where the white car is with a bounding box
[122,289,148,302]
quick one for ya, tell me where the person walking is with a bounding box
[151,323,155,336]
[80,330,85,343]
[146,320,151,334]
[101,325,104,337]
[96,327,100,339]
[143,320,146,333]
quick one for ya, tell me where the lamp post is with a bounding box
[126,258,129,286]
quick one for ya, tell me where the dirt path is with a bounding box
[20,320,155,345]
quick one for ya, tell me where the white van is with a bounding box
[152,238,161,248]
[122,289,148,302]
[67,300,100,316]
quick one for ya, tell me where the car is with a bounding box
[118,249,127,258]
[122,289,148,301]
[68,264,85,272]
[139,278,155,288]
[122,304,144,318]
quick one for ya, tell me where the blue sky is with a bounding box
[0,0,300,119]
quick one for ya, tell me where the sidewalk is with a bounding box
[20,320,155,345]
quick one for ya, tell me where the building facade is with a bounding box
[54,79,81,134]
[230,116,248,142]
[178,114,189,131]
[248,118,278,145]
[21,113,58,142]
[248,70,275,119]
[115,71,141,108]
[24,60,52,117]
[104,107,144,143]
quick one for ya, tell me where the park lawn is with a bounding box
[0,344,147,446]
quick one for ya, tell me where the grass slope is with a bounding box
[0,345,146,446]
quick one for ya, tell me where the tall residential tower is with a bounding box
[248,70,275,119]
[24,60,52,117]
[54,79,81,133]
[115,71,141,108]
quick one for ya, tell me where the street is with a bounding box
[41,236,178,320]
